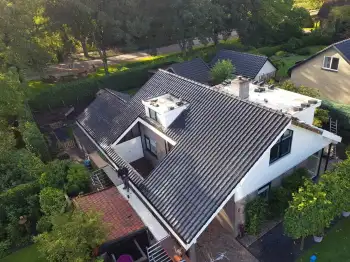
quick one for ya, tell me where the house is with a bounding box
[289,38,350,103]
[166,58,211,84]
[75,70,340,261]
[210,50,277,81]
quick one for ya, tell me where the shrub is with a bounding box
[283,37,304,52]
[245,197,268,235]
[40,160,70,189]
[36,216,53,233]
[39,187,67,216]
[282,168,309,194]
[0,240,10,259]
[65,163,90,196]
[301,30,333,47]
[275,50,287,57]
[279,80,319,98]
[322,100,350,135]
[255,45,283,57]
[295,47,311,56]
[210,59,235,85]
[268,187,290,219]
[313,108,329,128]
[21,121,51,162]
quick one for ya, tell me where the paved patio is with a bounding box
[197,219,258,262]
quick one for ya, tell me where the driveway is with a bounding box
[197,219,258,262]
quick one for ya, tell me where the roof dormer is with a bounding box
[142,94,189,129]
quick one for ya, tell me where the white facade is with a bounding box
[234,123,339,202]
[255,60,276,80]
[112,136,144,163]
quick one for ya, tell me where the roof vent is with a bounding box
[308,99,318,104]
[176,101,184,106]
[264,98,268,103]
[252,80,259,85]
[268,85,275,90]
[258,81,265,86]
[293,106,303,111]
[254,87,265,93]
[168,106,174,110]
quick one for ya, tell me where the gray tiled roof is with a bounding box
[77,70,291,245]
[77,89,129,146]
[168,58,211,84]
[334,38,350,61]
[210,50,270,79]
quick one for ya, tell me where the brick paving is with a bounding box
[197,219,258,262]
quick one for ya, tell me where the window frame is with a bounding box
[144,135,157,157]
[258,183,271,199]
[269,129,293,164]
[149,108,158,122]
[322,56,339,72]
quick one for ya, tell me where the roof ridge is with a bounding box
[220,49,268,59]
[332,37,350,47]
[158,69,288,117]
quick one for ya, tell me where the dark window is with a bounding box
[270,129,293,164]
[323,56,339,71]
[149,108,158,122]
[144,136,157,157]
[258,183,270,199]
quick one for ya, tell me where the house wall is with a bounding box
[293,106,317,125]
[139,124,168,167]
[113,136,144,163]
[234,123,333,202]
[255,60,276,81]
[290,47,350,103]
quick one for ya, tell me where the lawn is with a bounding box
[298,218,350,262]
[0,245,46,262]
[274,55,309,79]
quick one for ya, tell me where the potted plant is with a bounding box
[284,180,334,249]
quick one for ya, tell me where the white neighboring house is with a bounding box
[75,70,340,262]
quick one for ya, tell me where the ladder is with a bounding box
[329,118,338,158]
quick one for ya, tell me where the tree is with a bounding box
[40,160,70,189]
[210,59,235,85]
[284,180,334,250]
[35,211,107,262]
[39,187,67,216]
[65,163,90,196]
[329,6,350,40]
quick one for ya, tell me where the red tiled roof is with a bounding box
[73,187,145,241]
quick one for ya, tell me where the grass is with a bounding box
[274,55,309,78]
[0,245,46,262]
[298,218,350,262]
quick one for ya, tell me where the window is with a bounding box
[144,136,157,157]
[258,183,270,199]
[270,129,293,164]
[149,108,158,122]
[323,56,339,71]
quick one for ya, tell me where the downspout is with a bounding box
[324,144,332,172]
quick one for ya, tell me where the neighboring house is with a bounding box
[76,70,340,262]
[167,58,211,84]
[289,38,350,103]
[210,49,277,81]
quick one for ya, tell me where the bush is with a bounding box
[295,47,311,56]
[21,121,51,162]
[301,30,333,47]
[40,160,70,189]
[313,108,329,127]
[245,197,268,235]
[283,37,304,52]
[268,187,290,219]
[65,163,90,196]
[0,240,10,259]
[39,187,67,216]
[282,168,309,194]
[279,80,319,98]
[255,45,283,57]
[275,50,287,57]
[210,59,235,85]
[36,216,53,233]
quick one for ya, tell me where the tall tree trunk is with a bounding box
[97,48,109,75]
[80,38,89,58]
[213,33,219,46]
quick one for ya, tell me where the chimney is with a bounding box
[231,76,250,99]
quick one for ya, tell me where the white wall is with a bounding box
[112,136,144,163]
[145,104,188,129]
[255,60,276,80]
[234,124,333,202]
[293,107,317,125]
